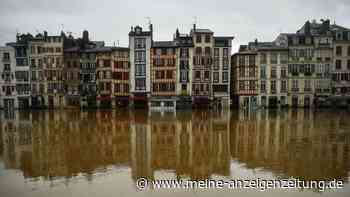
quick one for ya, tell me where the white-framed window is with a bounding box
[222,72,228,83]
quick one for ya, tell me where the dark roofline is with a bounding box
[214,36,235,40]
[152,41,177,48]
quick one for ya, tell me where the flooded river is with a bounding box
[0,109,349,197]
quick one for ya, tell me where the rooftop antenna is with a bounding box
[193,16,198,26]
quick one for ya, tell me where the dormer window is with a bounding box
[135,27,142,34]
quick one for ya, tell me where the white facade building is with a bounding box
[129,25,153,108]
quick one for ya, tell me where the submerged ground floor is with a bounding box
[232,94,350,109]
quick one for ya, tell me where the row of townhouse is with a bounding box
[232,19,350,108]
[129,24,233,109]
[0,24,233,110]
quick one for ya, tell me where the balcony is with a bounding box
[304,88,312,92]
[291,88,299,92]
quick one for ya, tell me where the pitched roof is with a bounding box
[191,28,213,34]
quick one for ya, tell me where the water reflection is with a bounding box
[0,109,349,187]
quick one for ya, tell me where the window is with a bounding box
[204,47,211,56]
[135,51,145,61]
[135,64,146,76]
[214,57,220,70]
[281,81,287,93]
[223,58,229,70]
[56,57,60,66]
[204,71,210,80]
[304,80,311,91]
[195,71,201,80]
[222,72,228,82]
[195,47,202,55]
[223,48,228,57]
[348,60,350,70]
[249,67,255,77]
[281,68,287,78]
[280,53,288,64]
[135,79,146,90]
[3,52,10,61]
[180,48,189,58]
[271,67,277,78]
[213,72,219,83]
[248,55,255,66]
[31,59,35,67]
[135,38,146,49]
[261,81,266,93]
[271,53,278,64]
[196,35,202,43]
[180,71,188,82]
[336,60,342,70]
[260,65,266,78]
[249,81,256,90]
[214,48,219,56]
[239,68,245,77]
[239,56,245,66]
[239,81,245,91]
[205,35,211,43]
[4,64,10,71]
[336,46,342,56]
[260,53,267,64]
[271,81,276,93]
[292,80,298,91]
[166,70,173,79]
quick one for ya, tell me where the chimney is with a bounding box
[176,28,180,38]
[255,38,258,45]
[305,20,311,35]
[44,31,48,38]
[82,30,89,44]
[193,24,196,31]
[321,19,330,33]
[16,33,20,42]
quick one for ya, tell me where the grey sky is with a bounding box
[1,0,350,52]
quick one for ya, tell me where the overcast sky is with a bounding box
[1,0,350,53]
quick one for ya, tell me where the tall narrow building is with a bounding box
[112,47,130,107]
[174,29,194,108]
[42,32,65,108]
[212,36,233,108]
[63,36,81,108]
[7,34,31,109]
[129,25,153,108]
[190,25,213,108]
[150,41,177,109]
[96,47,114,108]
[332,26,350,99]
[232,46,259,109]
[28,34,45,108]
[0,46,17,109]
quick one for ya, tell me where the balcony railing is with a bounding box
[304,88,312,92]
[291,88,299,92]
